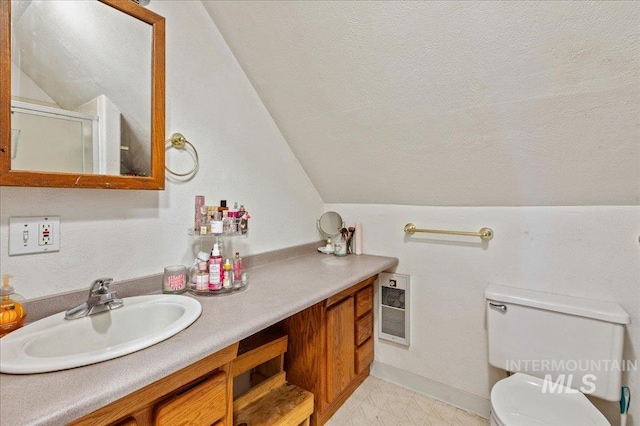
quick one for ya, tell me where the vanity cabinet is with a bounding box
[278,275,376,426]
[68,275,378,426]
[70,343,238,426]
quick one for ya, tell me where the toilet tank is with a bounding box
[485,285,630,401]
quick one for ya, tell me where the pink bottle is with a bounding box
[233,252,243,284]
[208,244,223,290]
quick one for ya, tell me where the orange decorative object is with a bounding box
[0,274,26,338]
[1,307,18,324]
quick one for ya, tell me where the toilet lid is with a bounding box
[491,373,610,426]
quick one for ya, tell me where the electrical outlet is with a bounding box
[39,222,53,245]
[9,216,60,255]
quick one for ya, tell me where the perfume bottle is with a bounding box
[233,252,243,285]
[194,262,209,291]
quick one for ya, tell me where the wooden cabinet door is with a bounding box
[325,297,355,404]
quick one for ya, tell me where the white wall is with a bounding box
[0,1,324,300]
[328,203,640,425]
[11,62,55,105]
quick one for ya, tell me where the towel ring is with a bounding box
[165,133,199,177]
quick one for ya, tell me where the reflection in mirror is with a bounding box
[10,0,151,175]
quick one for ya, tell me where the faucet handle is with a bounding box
[89,278,114,295]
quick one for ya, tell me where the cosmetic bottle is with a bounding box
[228,206,237,233]
[223,210,234,236]
[194,262,209,291]
[207,206,218,228]
[218,200,229,214]
[229,202,239,230]
[0,274,26,338]
[199,206,209,235]
[210,211,223,235]
[189,251,210,285]
[194,196,205,231]
[223,259,232,289]
[208,244,223,290]
[239,205,249,234]
[233,252,243,285]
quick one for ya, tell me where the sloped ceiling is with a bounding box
[203,1,639,206]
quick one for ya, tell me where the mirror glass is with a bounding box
[10,0,152,176]
[317,211,344,238]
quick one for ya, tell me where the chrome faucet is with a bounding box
[64,278,124,320]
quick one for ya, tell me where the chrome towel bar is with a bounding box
[404,223,494,241]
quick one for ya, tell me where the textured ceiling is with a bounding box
[203,1,639,206]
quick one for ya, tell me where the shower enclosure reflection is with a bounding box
[11,101,97,173]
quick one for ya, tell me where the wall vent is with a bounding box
[378,273,410,346]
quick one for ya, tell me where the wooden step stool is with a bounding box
[232,330,314,426]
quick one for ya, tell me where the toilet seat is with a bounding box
[491,373,610,426]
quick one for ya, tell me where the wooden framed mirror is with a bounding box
[0,0,165,189]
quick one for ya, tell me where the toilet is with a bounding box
[485,285,631,426]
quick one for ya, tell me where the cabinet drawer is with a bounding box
[355,337,374,374]
[355,285,373,318]
[154,371,227,426]
[355,311,373,346]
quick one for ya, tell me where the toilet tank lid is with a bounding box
[485,285,630,325]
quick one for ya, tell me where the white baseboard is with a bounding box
[370,360,491,419]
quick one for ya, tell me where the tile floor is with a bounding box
[325,376,490,426]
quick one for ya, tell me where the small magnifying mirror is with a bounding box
[317,211,344,239]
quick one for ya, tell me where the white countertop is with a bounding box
[0,252,397,425]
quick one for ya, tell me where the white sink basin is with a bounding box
[0,294,201,374]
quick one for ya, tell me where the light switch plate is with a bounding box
[9,216,60,255]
